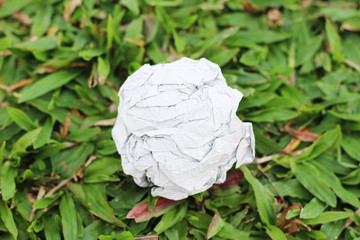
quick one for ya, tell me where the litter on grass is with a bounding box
[112,57,255,200]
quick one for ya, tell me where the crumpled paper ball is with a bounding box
[112,57,255,200]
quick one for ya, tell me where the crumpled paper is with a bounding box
[112,57,255,200]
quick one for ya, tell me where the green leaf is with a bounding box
[173,31,185,52]
[241,165,276,225]
[296,36,323,66]
[245,108,298,122]
[53,143,94,178]
[328,110,360,122]
[12,37,58,51]
[164,220,188,240]
[185,211,212,230]
[300,198,327,219]
[253,126,280,155]
[217,222,250,240]
[209,48,239,67]
[97,57,111,85]
[325,19,342,56]
[0,0,32,18]
[341,168,360,185]
[207,211,225,239]
[1,161,17,201]
[296,126,341,161]
[106,15,114,50]
[43,215,61,240]
[79,49,105,61]
[83,221,114,240]
[31,5,53,37]
[33,191,63,209]
[291,161,337,207]
[154,201,187,234]
[306,230,327,239]
[341,135,360,161]
[19,69,82,103]
[226,31,290,44]
[33,118,54,149]
[302,211,353,225]
[59,191,77,240]
[270,179,312,199]
[7,107,37,131]
[0,37,11,52]
[265,225,287,240]
[84,158,122,183]
[84,158,122,178]
[10,127,42,156]
[67,128,101,142]
[121,0,139,15]
[0,199,18,239]
[312,162,360,208]
[83,184,126,227]
[321,219,347,240]
[0,141,5,173]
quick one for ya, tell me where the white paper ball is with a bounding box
[112,57,255,200]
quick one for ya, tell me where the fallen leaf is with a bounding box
[60,113,71,137]
[93,118,117,127]
[267,8,283,27]
[277,203,302,228]
[127,197,181,223]
[243,0,263,15]
[9,78,34,91]
[64,0,82,21]
[135,237,158,240]
[215,170,244,189]
[12,11,32,25]
[283,122,320,142]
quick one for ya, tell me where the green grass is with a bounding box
[1,0,360,239]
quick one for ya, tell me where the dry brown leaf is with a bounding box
[301,0,313,9]
[9,78,34,91]
[344,58,360,72]
[71,108,85,119]
[47,26,59,36]
[243,0,263,15]
[60,113,71,137]
[12,11,32,25]
[127,198,181,223]
[283,220,300,234]
[124,37,145,47]
[281,138,301,153]
[0,102,10,107]
[283,123,320,142]
[64,0,82,21]
[293,219,311,232]
[341,23,360,32]
[0,50,11,56]
[267,8,283,27]
[93,118,117,127]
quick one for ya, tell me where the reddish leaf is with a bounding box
[207,211,224,240]
[126,198,181,223]
[281,138,301,153]
[282,122,320,153]
[267,8,283,27]
[277,203,302,228]
[283,122,320,142]
[243,0,263,15]
[215,170,244,189]
[64,0,82,21]
[135,237,158,240]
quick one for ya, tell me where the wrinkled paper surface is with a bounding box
[112,57,255,200]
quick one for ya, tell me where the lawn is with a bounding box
[0,0,360,239]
